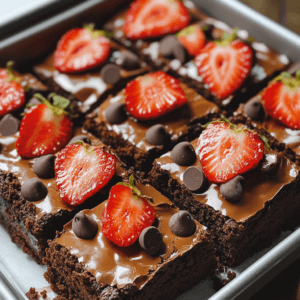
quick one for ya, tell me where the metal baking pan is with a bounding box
[0,0,299,299]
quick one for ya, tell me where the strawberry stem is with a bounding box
[176,25,196,37]
[84,23,114,39]
[273,71,300,90]
[73,141,95,154]
[34,93,70,116]
[5,61,20,83]
[215,27,238,47]
[117,175,142,196]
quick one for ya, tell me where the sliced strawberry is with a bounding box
[198,120,264,183]
[195,32,253,99]
[125,71,187,120]
[16,94,73,158]
[55,143,117,206]
[177,25,206,56]
[123,0,190,40]
[0,63,25,116]
[54,24,111,73]
[262,72,300,129]
[102,179,156,247]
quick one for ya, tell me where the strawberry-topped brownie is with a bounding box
[104,0,289,110]
[44,177,216,300]
[84,71,220,176]
[0,94,126,263]
[33,24,151,115]
[149,117,300,266]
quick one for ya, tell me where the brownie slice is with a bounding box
[0,128,127,264]
[104,0,289,111]
[43,183,216,300]
[149,138,300,266]
[84,73,220,177]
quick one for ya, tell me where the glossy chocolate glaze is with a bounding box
[56,183,206,289]
[0,128,125,220]
[155,139,299,222]
[94,81,219,152]
[12,70,48,93]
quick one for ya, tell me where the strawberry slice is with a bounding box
[196,31,253,99]
[16,94,73,158]
[262,72,300,129]
[198,119,265,183]
[55,143,117,206]
[123,0,190,40]
[177,25,206,56]
[125,71,187,120]
[0,62,25,116]
[102,176,156,247]
[54,24,111,73]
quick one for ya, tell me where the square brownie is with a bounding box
[43,182,216,300]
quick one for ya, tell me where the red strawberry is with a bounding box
[198,120,264,183]
[55,143,117,206]
[54,24,111,73]
[177,25,206,56]
[262,72,300,129]
[102,176,156,247]
[16,94,73,158]
[196,32,253,99]
[0,62,25,116]
[123,0,190,40]
[125,71,187,120]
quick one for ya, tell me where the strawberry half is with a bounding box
[198,119,264,183]
[102,176,156,247]
[125,71,187,120]
[16,94,73,158]
[196,31,253,99]
[54,24,111,73]
[123,0,190,40]
[55,143,117,206]
[262,72,300,129]
[0,62,25,116]
[177,25,206,56]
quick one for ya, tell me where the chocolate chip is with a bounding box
[69,135,91,145]
[139,226,163,254]
[169,210,196,237]
[173,43,188,64]
[21,178,48,202]
[72,211,98,239]
[33,154,56,179]
[105,103,127,124]
[244,98,265,121]
[260,153,282,175]
[100,64,121,85]
[160,35,181,58]
[183,167,207,192]
[145,124,171,146]
[286,62,300,75]
[220,176,245,203]
[171,142,196,166]
[117,51,140,70]
[0,114,20,136]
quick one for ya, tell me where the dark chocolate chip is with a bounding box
[183,167,207,192]
[69,135,91,145]
[72,211,98,239]
[220,176,245,203]
[260,153,282,175]
[286,62,300,75]
[169,210,196,237]
[105,103,127,124]
[173,42,188,64]
[171,142,196,166]
[145,124,171,146]
[0,114,20,136]
[159,35,181,58]
[33,154,56,179]
[117,51,140,70]
[21,178,48,202]
[100,64,121,85]
[139,226,163,254]
[244,98,265,121]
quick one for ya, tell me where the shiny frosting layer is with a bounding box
[56,183,205,289]
[0,128,125,220]
[155,139,299,222]
[13,70,48,93]
[94,82,219,152]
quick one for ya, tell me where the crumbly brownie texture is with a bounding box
[149,139,300,266]
[43,184,216,300]
[84,81,220,176]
